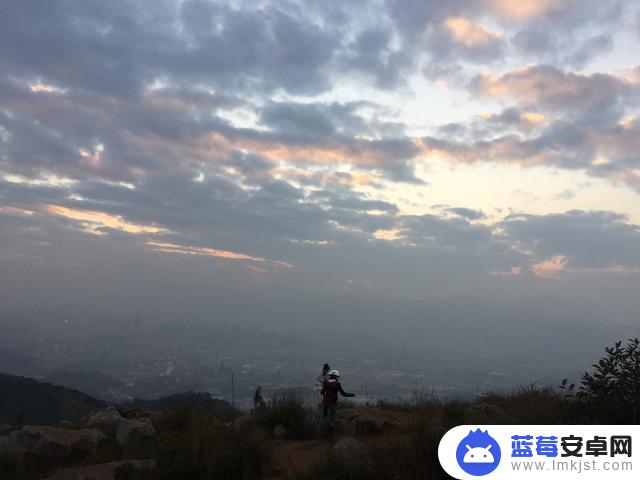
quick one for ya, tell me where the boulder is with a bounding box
[8,428,42,452]
[84,407,124,431]
[273,424,288,439]
[231,414,254,434]
[115,418,155,447]
[331,436,369,462]
[2,426,104,460]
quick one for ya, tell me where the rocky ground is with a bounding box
[0,402,440,480]
[2,387,569,480]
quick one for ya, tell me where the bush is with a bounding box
[255,391,315,439]
[0,451,53,480]
[297,419,447,480]
[0,452,19,480]
[482,386,579,424]
[155,406,266,480]
[374,418,447,480]
[579,338,640,423]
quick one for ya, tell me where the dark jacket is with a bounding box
[321,378,354,405]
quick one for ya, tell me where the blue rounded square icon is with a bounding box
[456,429,501,476]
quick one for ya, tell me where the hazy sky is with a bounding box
[0,0,639,318]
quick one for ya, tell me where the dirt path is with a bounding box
[265,439,330,479]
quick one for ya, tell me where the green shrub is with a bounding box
[255,391,315,439]
[579,338,640,424]
[481,386,580,424]
[375,418,447,480]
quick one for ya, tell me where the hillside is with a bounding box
[1,339,637,479]
[0,372,105,425]
[0,373,240,426]
[44,370,126,402]
[122,391,239,419]
[0,388,588,480]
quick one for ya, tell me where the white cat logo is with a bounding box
[463,444,494,464]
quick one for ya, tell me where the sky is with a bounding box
[0,0,639,322]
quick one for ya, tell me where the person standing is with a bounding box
[315,363,331,417]
[322,369,355,437]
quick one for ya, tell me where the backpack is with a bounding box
[323,378,340,404]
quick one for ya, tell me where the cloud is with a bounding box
[513,28,614,68]
[483,0,570,20]
[0,0,638,311]
[567,33,613,67]
[491,266,523,277]
[426,17,506,65]
[508,0,622,67]
[338,27,413,89]
[416,66,640,189]
[532,255,568,278]
[0,73,424,185]
[398,213,494,249]
[447,207,486,220]
[443,17,503,49]
[499,210,640,271]
[43,204,168,236]
[147,241,293,268]
[0,0,342,97]
[260,102,337,140]
[422,120,640,191]
[384,0,621,79]
[470,65,636,113]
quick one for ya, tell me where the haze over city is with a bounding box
[1,0,639,406]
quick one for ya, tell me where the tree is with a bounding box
[579,338,640,423]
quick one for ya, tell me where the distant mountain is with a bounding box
[0,372,105,425]
[122,391,239,418]
[44,370,127,402]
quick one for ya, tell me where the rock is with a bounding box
[84,406,124,431]
[115,418,155,447]
[0,435,10,454]
[464,403,510,424]
[58,420,73,428]
[44,459,156,480]
[2,426,104,460]
[331,436,370,462]
[122,408,152,420]
[334,408,404,436]
[0,424,12,436]
[273,424,288,439]
[8,428,42,452]
[231,414,254,434]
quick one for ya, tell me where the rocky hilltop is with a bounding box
[0,373,565,480]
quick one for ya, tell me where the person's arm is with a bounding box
[338,383,355,397]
